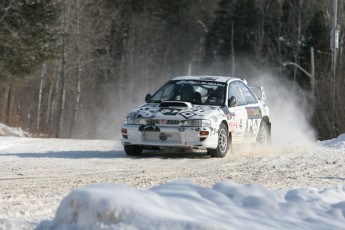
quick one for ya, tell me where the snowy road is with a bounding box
[0,136,344,229]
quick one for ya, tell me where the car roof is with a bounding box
[171,75,240,83]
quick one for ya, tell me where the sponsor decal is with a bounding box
[227,112,236,120]
[143,118,181,126]
[210,127,217,136]
[159,108,181,115]
[246,107,262,119]
[157,108,199,119]
[246,119,261,136]
[229,122,237,131]
[139,125,160,132]
[137,110,153,117]
[176,80,225,87]
[131,103,229,125]
[136,106,202,118]
[192,106,206,112]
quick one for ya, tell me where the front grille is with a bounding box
[146,119,180,126]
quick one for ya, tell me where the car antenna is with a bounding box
[209,51,217,76]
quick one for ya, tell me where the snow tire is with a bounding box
[124,145,143,156]
[256,121,271,144]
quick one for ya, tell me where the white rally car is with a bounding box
[121,76,271,157]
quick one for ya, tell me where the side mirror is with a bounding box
[228,96,237,107]
[260,87,267,101]
[145,93,152,102]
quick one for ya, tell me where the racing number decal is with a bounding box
[245,107,262,135]
[228,108,246,136]
[247,119,260,135]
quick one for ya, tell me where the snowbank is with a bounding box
[38,181,345,230]
[0,123,31,137]
[1,130,343,230]
[319,133,345,150]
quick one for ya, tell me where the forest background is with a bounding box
[0,0,344,140]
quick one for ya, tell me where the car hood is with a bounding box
[126,102,229,121]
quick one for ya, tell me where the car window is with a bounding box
[229,81,246,106]
[148,80,226,106]
[149,83,175,102]
[238,82,258,104]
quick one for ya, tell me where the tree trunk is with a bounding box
[55,0,67,138]
[293,0,304,88]
[5,86,11,125]
[68,0,81,138]
[231,21,235,76]
[46,61,59,128]
[37,62,46,131]
[51,67,60,135]
[255,0,265,59]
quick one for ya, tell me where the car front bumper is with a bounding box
[121,124,218,149]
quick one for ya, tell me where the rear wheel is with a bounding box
[124,145,143,156]
[208,123,230,158]
[256,121,271,144]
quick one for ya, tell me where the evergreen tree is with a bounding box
[0,0,61,77]
[260,1,283,62]
[305,10,328,51]
[232,0,257,53]
[204,0,235,64]
[204,0,257,72]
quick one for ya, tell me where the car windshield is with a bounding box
[148,80,226,106]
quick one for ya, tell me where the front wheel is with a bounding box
[256,121,271,144]
[124,145,143,156]
[208,123,231,158]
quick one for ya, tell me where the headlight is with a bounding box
[124,117,146,125]
[182,119,211,127]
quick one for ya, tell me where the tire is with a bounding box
[124,145,143,156]
[208,123,230,158]
[256,121,271,144]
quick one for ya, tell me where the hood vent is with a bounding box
[159,101,192,108]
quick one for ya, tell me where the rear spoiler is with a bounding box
[249,86,266,101]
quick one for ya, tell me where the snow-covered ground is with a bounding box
[0,123,345,229]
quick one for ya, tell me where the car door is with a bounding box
[238,81,263,140]
[227,81,248,144]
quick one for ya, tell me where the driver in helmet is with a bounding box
[179,84,194,102]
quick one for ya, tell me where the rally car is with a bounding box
[121,76,271,157]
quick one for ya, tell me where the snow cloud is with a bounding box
[209,55,317,147]
[251,72,316,147]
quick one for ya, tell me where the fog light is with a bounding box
[199,131,209,141]
[200,131,209,136]
[122,134,128,139]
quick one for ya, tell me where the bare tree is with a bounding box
[37,63,46,131]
